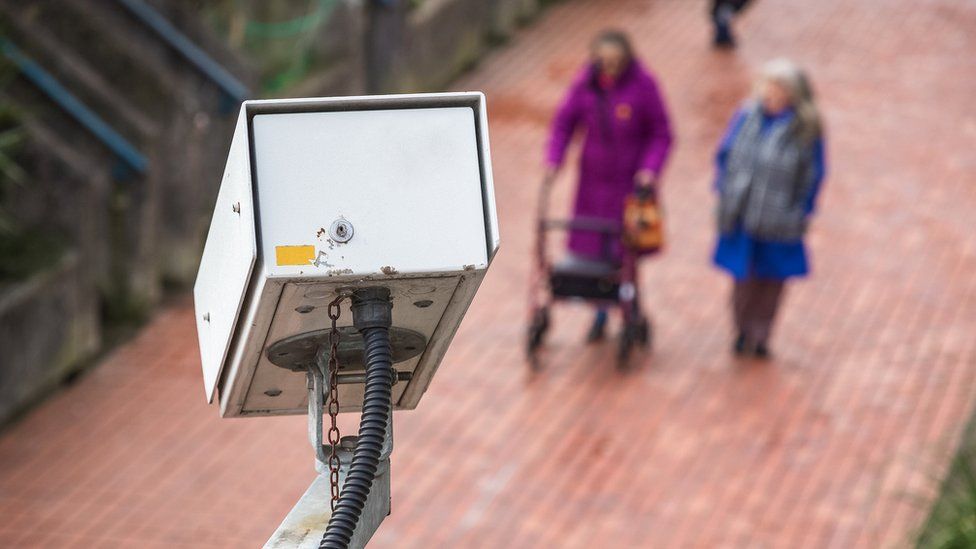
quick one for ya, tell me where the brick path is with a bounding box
[3,0,976,547]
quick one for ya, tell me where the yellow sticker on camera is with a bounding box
[275,245,315,266]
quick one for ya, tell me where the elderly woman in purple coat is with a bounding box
[714,59,826,358]
[544,30,673,342]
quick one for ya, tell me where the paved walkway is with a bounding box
[3,0,976,547]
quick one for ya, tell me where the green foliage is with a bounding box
[197,0,340,93]
[918,440,976,548]
[0,63,61,285]
[0,229,63,284]
[0,99,24,237]
[101,289,149,328]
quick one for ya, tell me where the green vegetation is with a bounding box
[917,425,976,548]
[0,229,63,284]
[194,0,341,93]
[0,97,63,286]
[0,98,24,238]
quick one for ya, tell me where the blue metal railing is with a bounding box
[114,0,250,105]
[0,38,149,176]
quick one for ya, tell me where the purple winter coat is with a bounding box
[546,60,673,261]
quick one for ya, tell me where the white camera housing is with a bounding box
[193,93,499,417]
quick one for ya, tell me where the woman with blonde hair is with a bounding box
[713,59,826,358]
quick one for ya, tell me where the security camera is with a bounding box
[193,92,499,548]
[194,92,499,417]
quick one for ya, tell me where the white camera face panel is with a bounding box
[252,107,488,278]
[194,93,499,417]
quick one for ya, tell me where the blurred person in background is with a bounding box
[711,0,753,48]
[544,30,673,342]
[713,58,825,358]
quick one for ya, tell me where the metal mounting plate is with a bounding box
[266,327,427,371]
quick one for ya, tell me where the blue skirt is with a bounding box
[713,227,810,280]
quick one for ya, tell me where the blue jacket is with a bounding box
[712,108,826,280]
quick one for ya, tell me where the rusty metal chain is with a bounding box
[326,296,344,512]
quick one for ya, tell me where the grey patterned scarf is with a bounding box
[717,102,814,242]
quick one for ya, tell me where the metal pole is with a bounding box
[265,385,393,549]
[264,435,392,549]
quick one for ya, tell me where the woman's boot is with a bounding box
[587,309,608,343]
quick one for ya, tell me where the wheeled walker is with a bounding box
[526,181,656,370]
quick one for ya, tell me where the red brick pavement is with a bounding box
[3,0,976,547]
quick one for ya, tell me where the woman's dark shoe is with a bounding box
[754,342,771,359]
[733,333,747,355]
[586,317,607,343]
[713,25,736,48]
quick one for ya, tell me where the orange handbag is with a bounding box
[623,190,665,253]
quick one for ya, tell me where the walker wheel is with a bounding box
[526,307,550,370]
[617,330,634,370]
[618,315,651,370]
[635,316,652,350]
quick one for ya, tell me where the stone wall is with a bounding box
[0,251,100,424]
[0,0,252,424]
